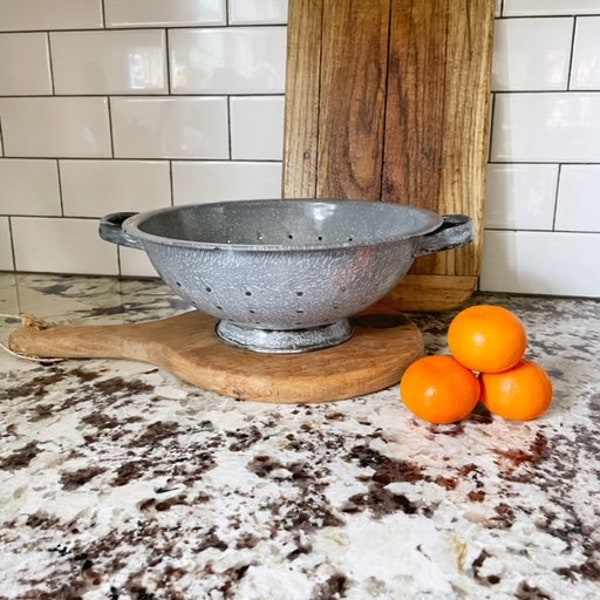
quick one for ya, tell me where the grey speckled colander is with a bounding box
[100,199,473,353]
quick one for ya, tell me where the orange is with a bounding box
[480,359,553,421]
[400,355,481,424]
[448,305,527,373]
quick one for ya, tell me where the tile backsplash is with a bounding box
[0,0,599,298]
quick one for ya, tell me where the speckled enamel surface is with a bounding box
[102,201,469,345]
[0,273,599,599]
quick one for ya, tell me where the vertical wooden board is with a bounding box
[382,0,448,213]
[383,0,494,277]
[316,0,391,200]
[282,0,494,310]
[282,0,324,198]
[437,0,494,278]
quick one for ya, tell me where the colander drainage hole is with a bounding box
[288,233,294,239]
[249,309,256,314]
[205,286,212,293]
[318,236,323,241]
[215,305,223,311]
[296,291,304,296]
[296,309,304,314]
[245,291,252,296]
[348,237,354,242]
[175,281,182,287]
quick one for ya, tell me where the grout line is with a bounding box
[566,17,578,90]
[0,92,286,99]
[0,156,283,164]
[107,96,115,158]
[46,32,56,95]
[494,13,600,19]
[165,29,172,94]
[100,0,106,28]
[56,159,65,216]
[491,89,600,95]
[0,115,4,157]
[0,214,105,220]
[487,93,497,163]
[552,164,563,232]
[226,96,233,159]
[485,226,599,234]
[488,160,600,165]
[0,23,287,34]
[7,217,17,271]
[168,160,175,206]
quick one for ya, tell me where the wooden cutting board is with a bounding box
[9,312,423,404]
[283,0,494,311]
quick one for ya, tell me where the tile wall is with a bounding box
[484,0,600,297]
[0,0,599,298]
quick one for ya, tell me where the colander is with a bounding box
[100,199,473,353]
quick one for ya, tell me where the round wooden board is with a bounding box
[10,311,423,404]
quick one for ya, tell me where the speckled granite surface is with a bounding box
[0,272,598,600]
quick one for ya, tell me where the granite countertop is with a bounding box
[0,272,598,600]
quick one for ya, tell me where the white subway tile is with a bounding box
[0,33,52,95]
[0,0,103,31]
[60,160,171,218]
[170,27,286,94]
[491,93,600,162]
[228,0,288,24]
[105,0,225,28]
[51,30,167,95]
[495,0,502,17]
[12,217,118,275]
[172,161,282,204]
[230,96,284,160]
[555,165,600,231]
[0,217,13,270]
[0,159,61,215]
[503,0,600,16]
[480,230,600,296]
[492,18,573,91]
[0,97,111,158]
[485,164,558,230]
[571,17,600,90]
[111,97,228,159]
[119,246,159,278]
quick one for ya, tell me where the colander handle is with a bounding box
[413,214,474,257]
[99,212,143,250]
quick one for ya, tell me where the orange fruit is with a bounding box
[448,305,527,373]
[480,359,553,421]
[400,355,481,424]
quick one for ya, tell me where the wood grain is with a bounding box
[9,311,423,404]
[283,0,494,311]
[316,0,390,200]
[383,0,494,279]
[282,0,323,198]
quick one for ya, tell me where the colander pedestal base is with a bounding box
[216,319,353,353]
